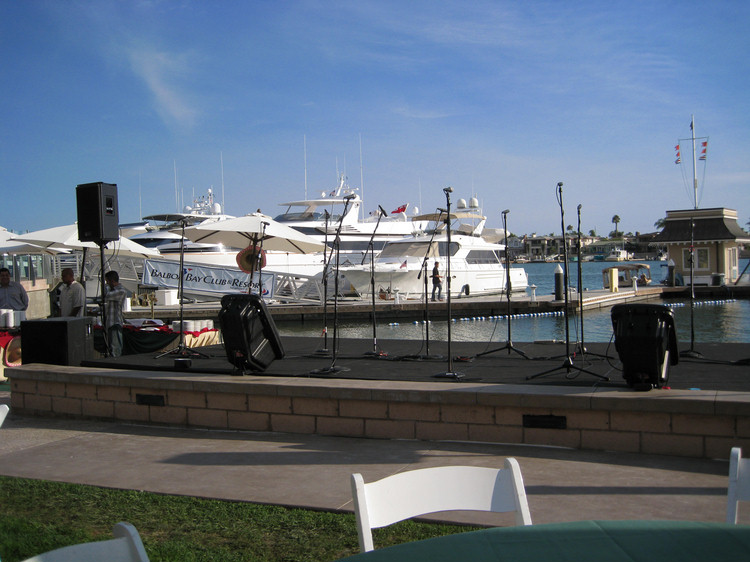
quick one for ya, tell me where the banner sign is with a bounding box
[143,259,275,299]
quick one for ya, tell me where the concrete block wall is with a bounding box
[7,364,750,459]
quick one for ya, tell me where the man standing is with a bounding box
[431,260,443,301]
[104,270,127,357]
[59,268,85,317]
[0,267,28,311]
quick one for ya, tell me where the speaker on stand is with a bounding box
[76,182,119,357]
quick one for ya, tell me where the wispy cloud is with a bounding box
[127,45,198,129]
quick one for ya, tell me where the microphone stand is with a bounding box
[311,196,355,374]
[528,183,607,381]
[315,211,332,355]
[434,187,463,380]
[402,209,445,361]
[157,217,208,359]
[680,217,703,359]
[475,209,529,359]
[363,206,388,357]
[573,204,607,360]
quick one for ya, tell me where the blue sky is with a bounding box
[2,1,749,237]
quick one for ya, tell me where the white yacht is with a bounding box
[339,207,529,299]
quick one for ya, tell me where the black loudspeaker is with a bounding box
[76,182,120,242]
[611,304,679,391]
[219,294,284,374]
[21,317,95,366]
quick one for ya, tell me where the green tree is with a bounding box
[611,215,621,237]
[654,217,666,230]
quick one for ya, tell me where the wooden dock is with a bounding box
[122,283,749,324]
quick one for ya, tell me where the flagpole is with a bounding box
[691,114,698,209]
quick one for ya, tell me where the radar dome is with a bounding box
[457,198,467,209]
[469,197,479,209]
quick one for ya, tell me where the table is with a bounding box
[338,520,750,562]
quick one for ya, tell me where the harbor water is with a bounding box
[276,259,750,344]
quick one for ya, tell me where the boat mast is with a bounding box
[690,114,698,209]
[359,133,365,221]
[220,151,225,214]
[303,135,308,200]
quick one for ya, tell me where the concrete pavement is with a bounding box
[0,388,744,527]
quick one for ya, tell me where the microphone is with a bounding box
[501,209,510,215]
[378,205,388,217]
[443,186,453,194]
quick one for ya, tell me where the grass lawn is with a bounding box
[0,476,480,561]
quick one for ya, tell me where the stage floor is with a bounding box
[81,336,750,392]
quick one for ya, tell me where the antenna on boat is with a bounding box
[303,135,308,200]
[173,160,179,213]
[359,133,364,222]
[220,151,225,214]
[138,169,142,220]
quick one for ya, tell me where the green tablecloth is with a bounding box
[339,520,750,562]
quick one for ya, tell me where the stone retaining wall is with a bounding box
[7,364,750,459]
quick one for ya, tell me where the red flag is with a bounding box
[400,260,407,269]
[675,144,681,164]
[391,204,407,214]
[700,141,708,161]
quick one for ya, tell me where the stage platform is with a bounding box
[7,336,750,461]
[77,336,750,391]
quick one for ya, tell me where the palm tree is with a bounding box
[654,217,667,230]
[611,215,621,238]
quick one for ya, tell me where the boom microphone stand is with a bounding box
[157,217,208,360]
[315,211,332,355]
[528,183,607,381]
[434,187,464,380]
[403,209,444,361]
[363,205,388,357]
[311,195,355,374]
[475,209,529,359]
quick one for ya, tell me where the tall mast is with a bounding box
[304,135,308,200]
[691,114,698,209]
[220,151,225,214]
[359,133,364,221]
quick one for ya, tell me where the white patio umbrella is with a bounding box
[182,214,326,254]
[11,224,159,258]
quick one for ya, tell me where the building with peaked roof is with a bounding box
[652,207,750,285]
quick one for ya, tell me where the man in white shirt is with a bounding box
[59,268,85,317]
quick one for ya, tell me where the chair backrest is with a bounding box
[0,404,8,427]
[727,447,750,524]
[21,522,149,562]
[351,459,532,552]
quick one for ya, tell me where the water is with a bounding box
[276,259,750,344]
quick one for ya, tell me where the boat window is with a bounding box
[274,212,325,222]
[466,250,500,264]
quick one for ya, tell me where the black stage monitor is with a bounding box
[21,317,95,366]
[219,294,284,374]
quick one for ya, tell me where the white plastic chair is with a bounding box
[727,447,750,524]
[0,404,8,427]
[21,522,149,562]
[351,460,532,552]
